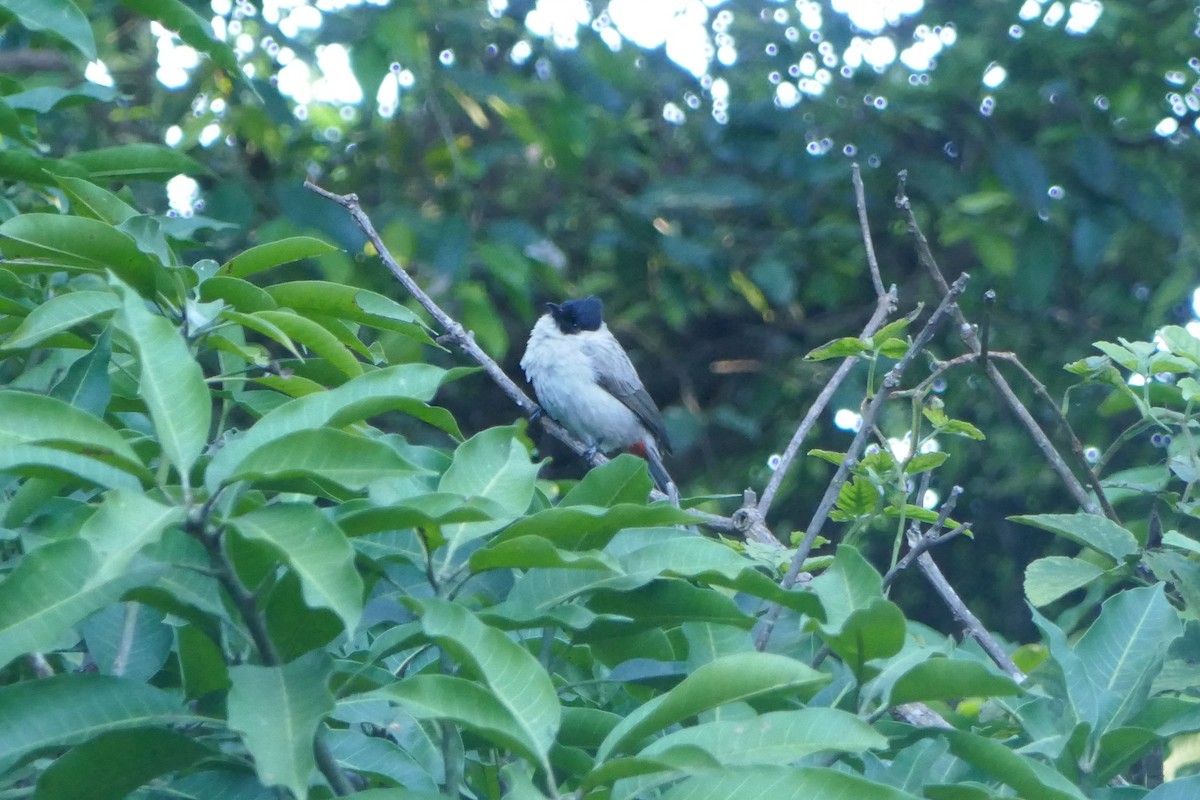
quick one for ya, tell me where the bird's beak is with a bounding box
[545,302,559,313]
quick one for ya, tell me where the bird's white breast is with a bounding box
[521,316,647,452]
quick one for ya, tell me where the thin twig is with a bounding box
[882,522,971,591]
[756,289,897,519]
[915,549,1026,682]
[979,290,994,368]
[755,273,971,651]
[895,174,1106,518]
[852,163,887,298]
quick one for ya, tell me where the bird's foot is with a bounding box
[583,445,599,463]
[529,405,545,422]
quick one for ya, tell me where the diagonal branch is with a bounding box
[755,272,971,651]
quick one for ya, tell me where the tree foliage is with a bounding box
[2,0,1200,798]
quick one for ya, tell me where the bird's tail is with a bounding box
[631,438,677,501]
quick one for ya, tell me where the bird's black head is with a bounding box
[548,296,604,334]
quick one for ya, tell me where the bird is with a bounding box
[520,296,675,493]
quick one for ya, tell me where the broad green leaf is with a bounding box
[1,290,119,350]
[205,363,450,490]
[219,236,339,278]
[227,651,334,799]
[890,658,1023,704]
[439,426,541,567]
[0,214,158,294]
[597,652,827,759]
[2,84,116,113]
[0,539,160,668]
[369,675,545,765]
[0,390,140,469]
[492,504,700,552]
[0,0,95,59]
[1076,585,1181,737]
[809,545,883,624]
[79,490,183,581]
[939,729,1088,800]
[414,598,561,763]
[65,143,207,180]
[561,453,655,506]
[230,503,363,634]
[252,308,363,378]
[807,546,904,663]
[1092,726,1160,785]
[905,451,949,473]
[56,176,138,224]
[0,674,194,775]
[0,443,141,490]
[641,708,886,764]
[115,278,211,482]
[228,428,422,492]
[1024,556,1107,607]
[199,275,278,312]
[1030,605,1095,732]
[337,494,497,534]
[49,326,113,417]
[323,728,437,791]
[266,280,432,342]
[659,765,921,800]
[471,536,620,572]
[1009,513,1139,562]
[34,727,209,800]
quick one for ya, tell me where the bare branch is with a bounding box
[915,549,1026,682]
[755,272,970,651]
[894,175,1108,519]
[852,163,888,298]
[757,289,897,518]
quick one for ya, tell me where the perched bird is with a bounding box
[520,296,674,492]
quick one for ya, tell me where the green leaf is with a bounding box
[0,390,141,469]
[34,728,209,800]
[1009,513,1139,562]
[561,453,655,506]
[597,652,827,759]
[805,336,869,361]
[252,308,363,378]
[228,428,422,493]
[219,236,339,279]
[56,176,138,224]
[115,277,211,483]
[659,766,921,800]
[230,503,363,634]
[368,675,546,765]
[323,728,437,791]
[265,280,432,342]
[0,674,193,774]
[1145,776,1200,800]
[492,504,701,552]
[50,326,113,417]
[890,659,1023,704]
[939,729,1088,800]
[640,707,886,764]
[199,275,278,312]
[810,545,905,663]
[905,451,949,474]
[0,0,96,59]
[65,144,207,180]
[227,651,334,799]
[413,598,561,764]
[2,290,119,351]
[439,426,541,567]
[0,214,159,294]
[205,363,452,490]
[1024,556,1107,607]
[1075,585,1181,736]
[0,443,142,490]
[0,540,142,667]
[833,475,879,519]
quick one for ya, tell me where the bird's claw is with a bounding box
[529,405,545,422]
[583,445,599,463]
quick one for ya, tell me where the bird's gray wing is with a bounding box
[584,335,672,454]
